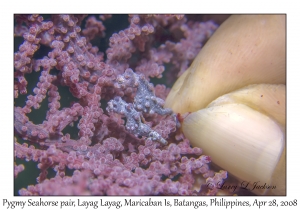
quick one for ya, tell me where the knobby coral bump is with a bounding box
[14,14,227,195]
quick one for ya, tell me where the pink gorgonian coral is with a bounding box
[14,14,228,195]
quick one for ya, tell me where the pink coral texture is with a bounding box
[14,14,226,195]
